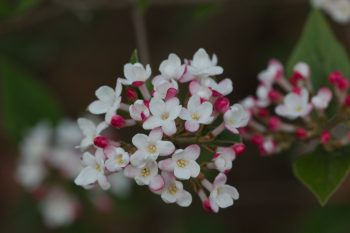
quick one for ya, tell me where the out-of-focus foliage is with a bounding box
[293,146,350,205]
[0,0,42,20]
[0,59,62,141]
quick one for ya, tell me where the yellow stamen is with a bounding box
[168,184,178,195]
[115,154,124,165]
[147,144,157,154]
[161,112,169,120]
[191,112,200,121]
[176,159,188,168]
[140,167,150,177]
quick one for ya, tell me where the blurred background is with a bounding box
[1,0,350,233]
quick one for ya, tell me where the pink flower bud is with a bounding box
[292,86,301,95]
[126,87,138,101]
[214,97,230,113]
[329,71,349,90]
[257,108,269,118]
[202,199,214,213]
[165,88,178,100]
[289,72,304,86]
[268,116,281,131]
[232,143,246,156]
[344,95,350,107]
[251,134,264,145]
[320,130,331,144]
[132,81,144,87]
[111,115,126,128]
[295,128,308,139]
[268,89,282,102]
[94,136,109,148]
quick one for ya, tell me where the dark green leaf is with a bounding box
[287,9,350,89]
[136,0,150,12]
[293,145,350,205]
[0,58,62,141]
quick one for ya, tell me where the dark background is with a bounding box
[1,0,350,233]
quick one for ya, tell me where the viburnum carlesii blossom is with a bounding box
[77,118,108,149]
[212,147,236,173]
[74,49,247,212]
[158,53,185,81]
[242,59,350,157]
[88,81,122,122]
[129,100,150,121]
[74,150,111,190]
[275,88,312,119]
[258,59,283,86]
[121,62,152,86]
[159,144,200,180]
[180,95,214,132]
[311,87,333,109]
[131,129,175,166]
[224,104,250,134]
[143,97,182,136]
[160,171,192,207]
[207,173,239,213]
[188,48,223,78]
[105,147,129,172]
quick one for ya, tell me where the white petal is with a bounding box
[158,159,175,172]
[130,150,148,167]
[177,191,192,207]
[74,167,98,186]
[162,121,177,136]
[149,175,164,191]
[82,152,96,166]
[189,161,200,177]
[88,101,110,114]
[143,117,162,129]
[95,86,115,102]
[174,167,191,180]
[123,165,138,178]
[214,173,227,186]
[185,120,200,132]
[188,95,201,110]
[149,128,163,142]
[184,144,200,160]
[77,118,95,137]
[149,97,165,115]
[157,141,175,156]
[132,134,149,150]
[97,175,111,190]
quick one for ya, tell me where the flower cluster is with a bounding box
[240,59,350,156]
[75,48,249,212]
[311,0,350,23]
[15,120,131,228]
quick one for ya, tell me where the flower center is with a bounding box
[147,144,157,154]
[191,112,200,121]
[176,159,188,168]
[168,184,178,195]
[115,154,124,165]
[95,164,101,172]
[228,117,236,125]
[295,106,303,112]
[161,112,169,120]
[140,167,150,177]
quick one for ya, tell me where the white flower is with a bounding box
[258,59,283,86]
[311,87,333,110]
[202,77,233,96]
[124,161,164,190]
[129,100,150,121]
[240,96,256,111]
[105,147,130,172]
[152,78,179,100]
[293,62,310,79]
[160,172,192,207]
[88,81,122,122]
[50,148,82,179]
[74,150,110,190]
[189,80,213,100]
[213,147,236,173]
[55,119,82,147]
[39,188,77,228]
[275,88,312,119]
[158,144,200,180]
[15,162,47,190]
[158,53,185,81]
[209,173,239,213]
[143,97,182,136]
[224,104,250,134]
[130,129,175,167]
[256,84,271,107]
[188,48,223,78]
[77,118,108,150]
[121,63,152,85]
[179,95,214,132]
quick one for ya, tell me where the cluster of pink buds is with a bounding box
[240,59,350,156]
[74,48,250,212]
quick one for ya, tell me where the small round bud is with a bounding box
[295,128,308,139]
[232,143,246,156]
[94,136,109,148]
[214,97,230,113]
[320,130,331,144]
[111,115,126,128]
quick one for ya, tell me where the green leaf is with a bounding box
[0,58,62,141]
[129,49,139,64]
[136,0,150,12]
[287,9,350,89]
[293,145,350,205]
